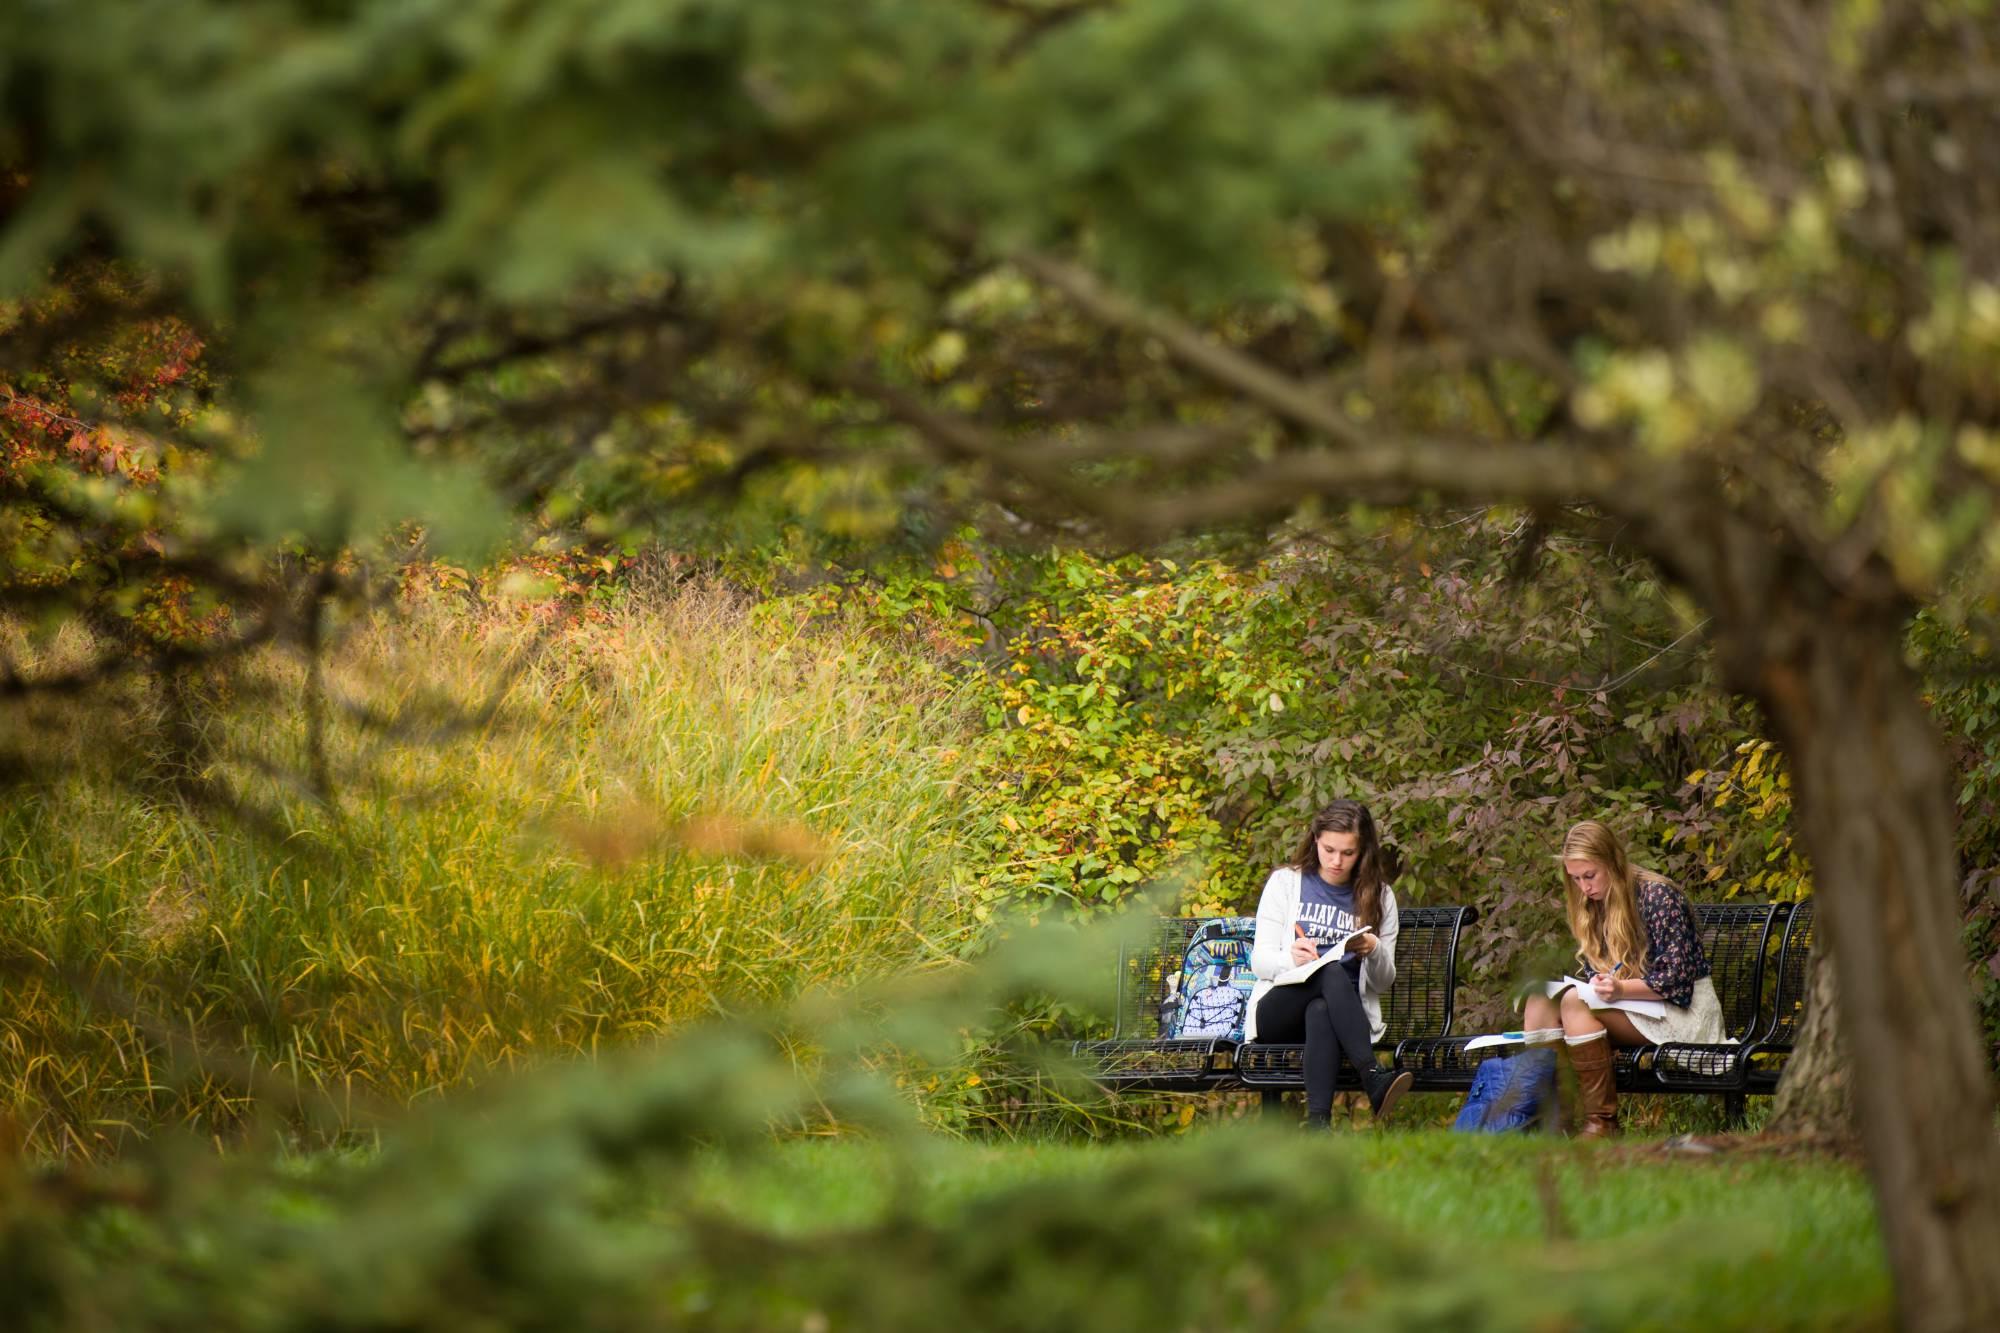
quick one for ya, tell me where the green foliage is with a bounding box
[219,361,510,561]
[7,3,2000,1315]
[0,576,985,1157]
[1668,609,2000,1060]
[775,521,1767,1031]
[12,511,1999,1157]
[821,0,1423,302]
[773,541,1457,919]
[1912,609,2000,864]
[0,949,1889,1333]
[759,517,2000,1062]
[0,0,1421,302]
[0,0,1429,575]
[953,551,1304,917]
[0,267,222,647]
[1676,740,1814,902]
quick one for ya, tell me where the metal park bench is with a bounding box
[1232,906,1482,1106]
[1068,916,1256,1092]
[1073,899,1814,1127]
[1397,900,1803,1125]
[1070,907,1481,1096]
[1743,899,1815,1097]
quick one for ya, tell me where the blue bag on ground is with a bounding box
[1453,1049,1556,1132]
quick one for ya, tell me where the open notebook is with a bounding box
[1271,928,1372,987]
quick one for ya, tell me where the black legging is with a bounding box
[1255,962,1375,1118]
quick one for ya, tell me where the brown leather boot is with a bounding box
[1568,1036,1620,1139]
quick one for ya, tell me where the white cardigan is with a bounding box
[1243,867,1399,1044]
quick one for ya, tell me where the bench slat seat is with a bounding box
[1070,1036,1237,1089]
[1386,1036,1658,1091]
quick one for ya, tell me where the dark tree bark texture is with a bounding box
[1769,945,1853,1140]
[1754,604,2000,1331]
[1624,494,2000,1329]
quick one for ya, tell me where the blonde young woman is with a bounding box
[1518,820,1724,1137]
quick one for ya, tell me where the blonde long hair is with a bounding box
[1558,820,1660,975]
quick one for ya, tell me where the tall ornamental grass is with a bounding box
[0,580,984,1158]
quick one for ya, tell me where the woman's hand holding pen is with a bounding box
[1290,924,1319,967]
[1589,961,1627,1000]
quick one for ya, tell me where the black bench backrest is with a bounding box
[1690,901,1792,1041]
[1379,906,1479,1041]
[1111,903,1784,1044]
[1758,898,1815,1050]
[1112,907,1477,1042]
[1111,917,1217,1042]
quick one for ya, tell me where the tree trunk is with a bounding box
[1759,619,2000,1333]
[1768,944,1853,1139]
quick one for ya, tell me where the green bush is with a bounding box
[771,528,1752,1035]
[0,578,987,1157]
[777,526,2000,1060]
[0,932,1889,1332]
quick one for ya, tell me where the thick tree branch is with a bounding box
[1101,435,1634,538]
[999,254,1651,534]
[415,291,689,385]
[1015,253,1373,449]
[851,362,1639,544]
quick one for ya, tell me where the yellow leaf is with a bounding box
[1178,1103,1196,1126]
[964,1073,982,1087]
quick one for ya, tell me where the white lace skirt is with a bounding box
[1626,975,1727,1044]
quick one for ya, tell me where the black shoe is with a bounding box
[1365,1068,1413,1122]
[1302,1110,1333,1130]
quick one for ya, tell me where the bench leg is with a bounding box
[1724,1092,1746,1129]
[1260,1089,1283,1119]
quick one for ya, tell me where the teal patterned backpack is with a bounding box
[1161,917,1259,1042]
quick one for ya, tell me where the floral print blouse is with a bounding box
[1636,876,1709,1008]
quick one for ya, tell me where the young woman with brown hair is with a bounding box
[1520,819,1724,1137]
[1245,799,1412,1127]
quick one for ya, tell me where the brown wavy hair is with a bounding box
[1558,820,1662,975]
[1289,799,1385,928]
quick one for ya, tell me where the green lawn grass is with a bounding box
[16,1061,1889,1331]
[691,1130,1891,1331]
